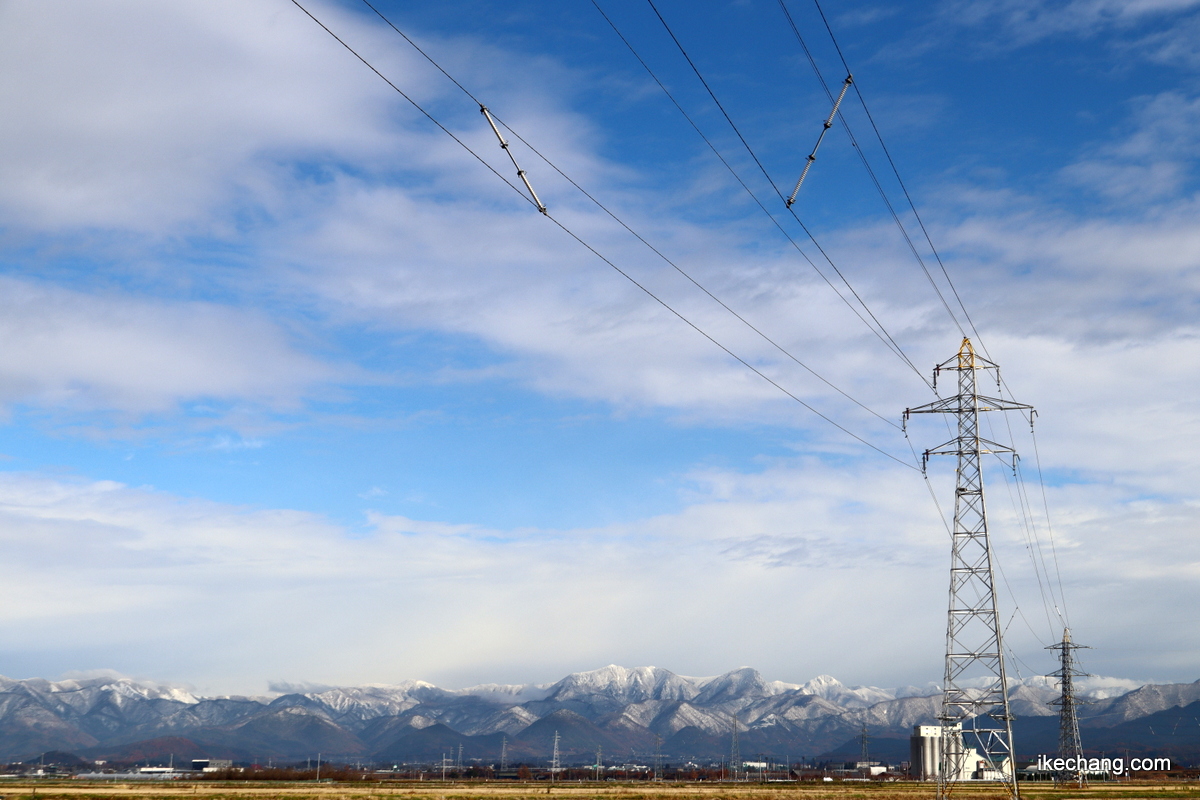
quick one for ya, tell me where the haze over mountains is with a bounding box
[2,666,1198,765]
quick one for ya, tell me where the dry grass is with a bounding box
[0,781,1197,800]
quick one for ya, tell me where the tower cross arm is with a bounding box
[923,436,1016,459]
[905,394,1034,419]
[905,396,962,416]
[975,395,1034,413]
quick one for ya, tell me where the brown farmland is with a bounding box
[2,782,1199,800]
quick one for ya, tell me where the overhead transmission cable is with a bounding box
[772,1,961,458]
[591,0,921,387]
[986,422,1059,643]
[637,0,966,469]
[1031,427,1070,626]
[807,0,981,345]
[358,0,899,431]
[1016,460,1068,628]
[797,0,1074,628]
[594,0,930,389]
[988,397,1070,634]
[794,0,1059,483]
[776,0,965,337]
[644,0,929,380]
[540,214,919,469]
[328,0,1068,639]
[289,0,917,470]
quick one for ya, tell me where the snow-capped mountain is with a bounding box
[0,666,1187,765]
[798,674,895,708]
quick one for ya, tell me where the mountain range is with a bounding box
[2,666,1199,766]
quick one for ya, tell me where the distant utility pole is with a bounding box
[1047,628,1090,787]
[653,734,662,782]
[906,339,1033,800]
[729,712,741,782]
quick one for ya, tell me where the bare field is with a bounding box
[2,782,1199,800]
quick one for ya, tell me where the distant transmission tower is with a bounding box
[500,735,508,771]
[550,730,561,780]
[860,724,869,764]
[729,712,741,782]
[594,746,602,781]
[906,339,1033,800]
[1046,628,1090,787]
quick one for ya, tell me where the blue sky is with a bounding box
[0,0,1198,695]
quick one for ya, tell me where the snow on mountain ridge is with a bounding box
[797,674,895,708]
[547,665,699,704]
[0,667,1152,724]
[0,667,1179,762]
[0,674,201,708]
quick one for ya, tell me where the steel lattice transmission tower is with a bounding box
[906,339,1033,800]
[730,712,741,782]
[1046,628,1090,787]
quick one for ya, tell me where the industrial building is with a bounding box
[910,724,1010,781]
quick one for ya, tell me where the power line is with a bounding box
[359,0,900,429]
[1031,426,1071,627]
[798,0,1074,630]
[645,0,928,378]
[288,0,538,211]
[590,0,907,373]
[644,0,782,200]
[649,0,970,462]
[777,0,966,337]
[595,0,930,387]
[811,0,979,337]
[1000,405,1069,634]
[989,433,1058,642]
[289,0,917,470]
[970,383,1066,647]
[544,181,915,468]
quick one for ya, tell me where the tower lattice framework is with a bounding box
[906,339,1032,800]
[730,712,741,782]
[1046,628,1089,787]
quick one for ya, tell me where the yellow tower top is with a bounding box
[957,338,976,369]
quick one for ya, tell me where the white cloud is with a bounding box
[943,0,1200,43]
[1133,12,1200,66]
[0,0,924,433]
[0,0,1195,445]
[269,170,945,441]
[0,0,607,239]
[1062,91,1200,200]
[0,464,938,693]
[0,276,338,415]
[0,452,1193,693]
[0,0,409,232]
